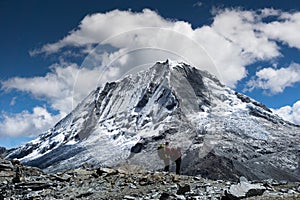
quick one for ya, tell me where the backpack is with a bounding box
[157,144,167,160]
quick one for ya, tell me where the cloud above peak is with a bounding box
[29,8,300,88]
[30,9,173,55]
[212,8,281,60]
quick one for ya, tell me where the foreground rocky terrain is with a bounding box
[1,157,299,200]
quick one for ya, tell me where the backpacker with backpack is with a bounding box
[157,144,166,160]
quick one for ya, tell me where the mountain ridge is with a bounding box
[7,60,300,182]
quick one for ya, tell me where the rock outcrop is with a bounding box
[224,177,266,199]
[1,157,299,199]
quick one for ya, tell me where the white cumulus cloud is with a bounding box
[0,61,102,137]
[30,9,173,55]
[212,8,280,60]
[0,107,64,137]
[246,63,300,94]
[258,11,300,49]
[31,8,294,88]
[272,101,300,125]
[1,61,100,113]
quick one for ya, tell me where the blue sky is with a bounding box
[1,0,300,148]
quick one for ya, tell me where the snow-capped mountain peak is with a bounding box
[7,60,300,181]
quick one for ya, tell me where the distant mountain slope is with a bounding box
[7,60,300,181]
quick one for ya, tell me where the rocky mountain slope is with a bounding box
[6,60,300,182]
[1,157,299,199]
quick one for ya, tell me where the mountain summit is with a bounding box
[7,60,300,181]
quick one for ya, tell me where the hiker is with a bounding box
[157,142,171,172]
[171,146,182,174]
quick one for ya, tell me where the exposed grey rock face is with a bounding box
[6,60,300,182]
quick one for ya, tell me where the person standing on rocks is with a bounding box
[171,146,182,175]
[157,141,171,172]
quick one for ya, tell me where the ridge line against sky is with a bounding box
[0,0,300,148]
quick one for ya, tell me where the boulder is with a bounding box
[51,173,71,182]
[76,192,93,198]
[11,159,21,165]
[14,182,54,191]
[225,181,266,199]
[177,183,191,195]
[96,167,118,176]
[72,168,94,176]
[0,160,13,171]
[159,192,170,200]
[239,176,248,183]
[123,195,136,200]
[0,170,14,178]
[172,174,181,183]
